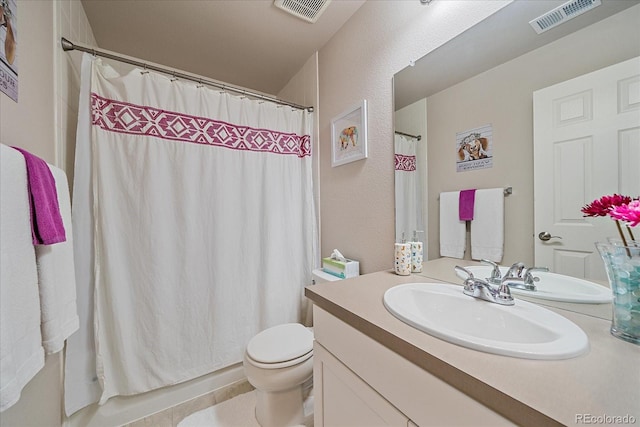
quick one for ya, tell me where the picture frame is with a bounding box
[331,99,368,167]
[455,123,493,173]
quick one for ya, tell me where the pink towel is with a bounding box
[12,147,66,245]
[459,189,476,221]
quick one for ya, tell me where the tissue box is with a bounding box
[322,257,360,279]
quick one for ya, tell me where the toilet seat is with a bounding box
[246,323,313,369]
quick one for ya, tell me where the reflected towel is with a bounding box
[459,189,476,221]
[11,147,66,245]
[470,188,504,262]
[439,191,466,259]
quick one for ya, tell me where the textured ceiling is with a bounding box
[81,0,366,96]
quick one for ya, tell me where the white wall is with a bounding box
[0,0,55,161]
[317,1,511,274]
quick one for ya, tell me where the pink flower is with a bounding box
[610,200,640,227]
[581,194,632,217]
[582,194,638,247]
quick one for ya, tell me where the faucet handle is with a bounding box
[505,262,526,279]
[480,259,502,283]
[454,265,474,281]
[523,267,549,284]
[462,276,492,294]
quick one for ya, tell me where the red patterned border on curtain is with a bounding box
[90,93,311,157]
[395,154,416,171]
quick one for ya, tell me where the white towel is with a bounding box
[35,165,79,354]
[439,191,466,259]
[0,144,45,412]
[471,188,504,263]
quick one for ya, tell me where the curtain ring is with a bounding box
[196,78,204,88]
[170,73,178,82]
[140,64,149,75]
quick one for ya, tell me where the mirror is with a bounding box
[393,0,640,319]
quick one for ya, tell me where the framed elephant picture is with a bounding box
[331,99,368,167]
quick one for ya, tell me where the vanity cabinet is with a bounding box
[314,342,411,426]
[312,306,513,427]
[307,266,640,426]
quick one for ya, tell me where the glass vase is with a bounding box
[596,242,640,345]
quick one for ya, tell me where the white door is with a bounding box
[534,57,640,281]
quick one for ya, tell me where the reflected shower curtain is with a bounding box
[65,54,317,412]
[394,134,423,243]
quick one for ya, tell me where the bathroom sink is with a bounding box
[463,266,612,304]
[383,283,589,359]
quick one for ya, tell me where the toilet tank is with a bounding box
[312,268,342,284]
[305,269,341,326]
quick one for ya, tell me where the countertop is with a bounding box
[305,257,640,426]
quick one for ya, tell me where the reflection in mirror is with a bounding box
[393,0,640,278]
[394,103,426,250]
[394,132,423,246]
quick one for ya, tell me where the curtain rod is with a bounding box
[395,131,422,141]
[60,38,314,113]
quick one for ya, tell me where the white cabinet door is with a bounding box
[533,57,640,280]
[314,342,410,427]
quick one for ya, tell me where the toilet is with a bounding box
[243,269,340,427]
[243,323,313,426]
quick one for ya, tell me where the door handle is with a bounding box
[538,231,562,241]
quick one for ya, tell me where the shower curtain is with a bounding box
[64,54,318,412]
[395,134,423,243]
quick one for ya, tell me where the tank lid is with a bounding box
[312,268,342,283]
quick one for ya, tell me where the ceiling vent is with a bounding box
[274,0,331,23]
[529,0,601,34]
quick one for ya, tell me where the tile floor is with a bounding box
[124,380,254,427]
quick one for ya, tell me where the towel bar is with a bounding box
[438,187,512,200]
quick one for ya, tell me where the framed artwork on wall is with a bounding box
[0,0,18,102]
[331,99,368,167]
[455,123,493,172]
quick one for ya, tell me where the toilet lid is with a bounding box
[247,323,313,364]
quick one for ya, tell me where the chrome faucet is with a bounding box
[502,262,549,291]
[455,266,514,306]
[478,260,549,291]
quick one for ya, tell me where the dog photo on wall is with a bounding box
[455,124,493,172]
